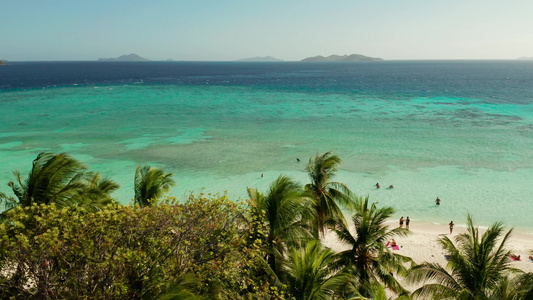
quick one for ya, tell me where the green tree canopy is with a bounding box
[0,193,283,299]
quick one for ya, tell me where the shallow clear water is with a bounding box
[1,61,533,231]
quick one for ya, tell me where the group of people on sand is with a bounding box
[399,215,454,234]
[375,183,393,189]
[399,216,410,229]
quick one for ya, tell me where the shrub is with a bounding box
[0,193,285,299]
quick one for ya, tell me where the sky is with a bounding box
[2,0,533,61]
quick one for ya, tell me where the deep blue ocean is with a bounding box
[2,61,533,104]
[1,61,533,230]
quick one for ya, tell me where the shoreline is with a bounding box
[384,219,533,237]
[323,220,533,274]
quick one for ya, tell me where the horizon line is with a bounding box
[2,58,533,63]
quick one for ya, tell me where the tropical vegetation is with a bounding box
[305,152,356,237]
[409,214,533,299]
[134,165,175,207]
[334,196,413,298]
[0,152,118,216]
[0,151,532,299]
[0,193,280,299]
[247,175,314,275]
[281,239,354,299]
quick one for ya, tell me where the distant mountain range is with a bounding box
[236,56,283,62]
[236,54,382,62]
[301,54,383,62]
[98,53,150,62]
[95,53,383,62]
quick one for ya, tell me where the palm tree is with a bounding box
[305,152,355,237]
[281,239,353,300]
[247,175,315,275]
[0,153,119,218]
[510,272,533,300]
[0,190,16,212]
[134,165,175,207]
[72,172,120,211]
[5,152,88,207]
[0,152,119,211]
[347,283,413,300]
[334,196,412,298]
[487,273,533,300]
[408,214,517,299]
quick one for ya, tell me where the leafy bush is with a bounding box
[0,193,285,299]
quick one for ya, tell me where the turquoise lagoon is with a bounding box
[1,62,533,232]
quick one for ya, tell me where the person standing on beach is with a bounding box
[436,197,441,205]
[406,217,410,229]
[399,216,404,228]
[449,221,454,234]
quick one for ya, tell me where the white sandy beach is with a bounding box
[323,221,533,274]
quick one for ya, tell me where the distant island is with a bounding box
[236,56,283,62]
[516,57,533,60]
[0,60,6,65]
[98,53,150,62]
[301,54,383,62]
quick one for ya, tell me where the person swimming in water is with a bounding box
[436,197,441,205]
[376,183,380,189]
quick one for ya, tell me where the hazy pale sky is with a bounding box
[2,0,533,61]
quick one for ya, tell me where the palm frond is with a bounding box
[249,175,312,275]
[29,152,87,205]
[410,214,517,299]
[71,172,119,211]
[282,239,352,300]
[333,196,411,297]
[134,165,175,207]
[3,153,95,210]
[305,152,356,237]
